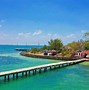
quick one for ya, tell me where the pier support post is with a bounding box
[16,73,18,79]
[58,65,60,68]
[22,72,24,76]
[39,68,41,73]
[13,74,15,79]
[54,66,56,69]
[25,71,27,76]
[74,62,77,64]
[7,75,10,81]
[28,71,30,76]
[4,75,6,81]
[34,69,36,74]
[44,67,47,72]
[50,66,52,70]
[33,70,35,75]
[33,69,36,75]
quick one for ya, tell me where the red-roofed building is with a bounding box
[75,50,89,57]
[76,50,89,58]
[81,50,89,55]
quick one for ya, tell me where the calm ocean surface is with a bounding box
[0,45,89,90]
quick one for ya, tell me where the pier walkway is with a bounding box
[15,48,30,51]
[0,58,88,81]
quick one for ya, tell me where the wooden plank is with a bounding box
[0,59,88,77]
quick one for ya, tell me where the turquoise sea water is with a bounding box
[0,45,89,90]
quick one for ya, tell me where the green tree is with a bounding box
[83,32,89,50]
[60,46,75,57]
[83,40,89,50]
[48,39,63,50]
[67,41,83,51]
[83,32,89,40]
[31,48,39,54]
[41,45,49,50]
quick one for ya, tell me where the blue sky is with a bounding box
[0,0,89,45]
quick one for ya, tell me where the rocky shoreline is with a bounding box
[20,51,81,61]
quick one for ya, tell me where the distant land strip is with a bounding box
[20,51,82,61]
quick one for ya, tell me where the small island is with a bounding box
[20,32,89,61]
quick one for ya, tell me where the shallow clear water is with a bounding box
[0,53,58,72]
[0,45,89,90]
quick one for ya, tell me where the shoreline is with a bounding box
[20,51,82,61]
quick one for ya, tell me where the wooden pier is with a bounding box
[0,59,88,81]
[15,48,30,51]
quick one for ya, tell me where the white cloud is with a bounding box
[16,32,31,40]
[0,31,79,45]
[18,32,31,37]
[16,32,61,44]
[47,33,52,36]
[18,32,24,36]
[33,30,42,36]
[44,33,61,40]
[81,30,86,33]
[53,34,61,38]
[66,34,76,39]
[47,33,60,38]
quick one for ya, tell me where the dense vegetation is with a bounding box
[30,32,89,57]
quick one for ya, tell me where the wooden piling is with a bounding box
[44,67,47,72]
[25,71,27,76]
[39,68,41,73]
[34,69,36,74]
[28,71,30,75]
[50,66,52,70]
[13,74,15,79]
[22,72,24,76]
[4,75,6,81]
[16,73,18,79]
[7,75,10,81]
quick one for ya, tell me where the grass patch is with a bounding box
[80,61,89,66]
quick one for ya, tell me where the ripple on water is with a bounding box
[0,53,89,90]
[0,53,59,72]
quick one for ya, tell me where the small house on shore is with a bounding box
[77,50,89,58]
[43,50,57,56]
